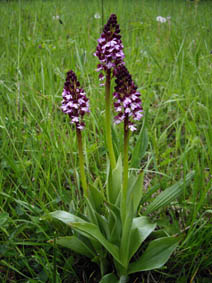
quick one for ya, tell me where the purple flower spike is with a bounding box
[61,70,90,130]
[113,65,143,131]
[94,14,125,83]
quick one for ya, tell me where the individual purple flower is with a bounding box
[61,70,90,130]
[113,65,143,131]
[94,14,125,84]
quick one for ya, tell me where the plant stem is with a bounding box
[100,257,108,277]
[76,128,88,197]
[122,118,129,219]
[105,69,116,170]
[119,275,129,283]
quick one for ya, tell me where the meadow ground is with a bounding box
[0,0,212,282]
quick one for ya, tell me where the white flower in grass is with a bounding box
[53,15,60,20]
[94,13,101,19]
[156,16,167,23]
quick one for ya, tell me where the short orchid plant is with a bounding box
[45,14,193,282]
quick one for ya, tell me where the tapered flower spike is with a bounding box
[61,70,89,196]
[113,65,143,131]
[94,14,125,84]
[94,14,124,170]
[113,65,143,217]
[61,70,90,130]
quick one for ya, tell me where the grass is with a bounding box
[0,0,212,281]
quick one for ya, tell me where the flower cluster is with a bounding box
[61,70,89,130]
[94,14,125,82]
[113,65,143,131]
[156,16,171,23]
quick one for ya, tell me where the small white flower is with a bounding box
[156,16,167,23]
[94,13,101,19]
[53,15,60,20]
[167,16,171,20]
[140,50,148,57]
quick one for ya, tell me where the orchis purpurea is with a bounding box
[94,14,125,170]
[61,70,90,130]
[113,65,143,132]
[45,13,193,283]
[61,70,89,196]
[94,13,124,80]
[113,64,143,220]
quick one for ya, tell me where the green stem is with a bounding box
[100,257,108,277]
[122,118,129,220]
[119,275,129,283]
[105,69,116,170]
[76,128,88,197]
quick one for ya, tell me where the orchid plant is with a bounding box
[44,14,194,282]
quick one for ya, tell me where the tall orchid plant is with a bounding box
[44,14,193,282]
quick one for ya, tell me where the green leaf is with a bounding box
[70,222,122,265]
[86,197,110,239]
[55,236,95,258]
[100,273,128,283]
[100,273,119,283]
[128,236,180,273]
[88,184,104,212]
[106,202,122,244]
[129,216,156,260]
[120,198,134,268]
[127,173,144,215]
[48,210,101,249]
[131,115,148,168]
[107,155,122,205]
[86,197,98,225]
[48,210,86,224]
[144,171,194,215]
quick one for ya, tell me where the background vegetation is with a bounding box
[0,0,211,282]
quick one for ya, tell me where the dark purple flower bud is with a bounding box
[61,70,90,130]
[113,65,143,131]
[94,14,125,84]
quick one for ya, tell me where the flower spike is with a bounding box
[61,70,90,130]
[94,14,125,84]
[113,65,143,131]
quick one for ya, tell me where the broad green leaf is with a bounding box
[71,222,122,265]
[129,216,156,260]
[144,171,194,215]
[107,155,122,205]
[48,210,86,224]
[86,197,110,239]
[95,213,110,239]
[106,201,122,244]
[48,210,102,251]
[127,173,144,215]
[131,114,148,168]
[100,273,128,283]
[128,236,180,273]
[88,184,104,212]
[120,199,134,268]
[55,236,95,258]
[100,273,119,283]
[85,197,98,225]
